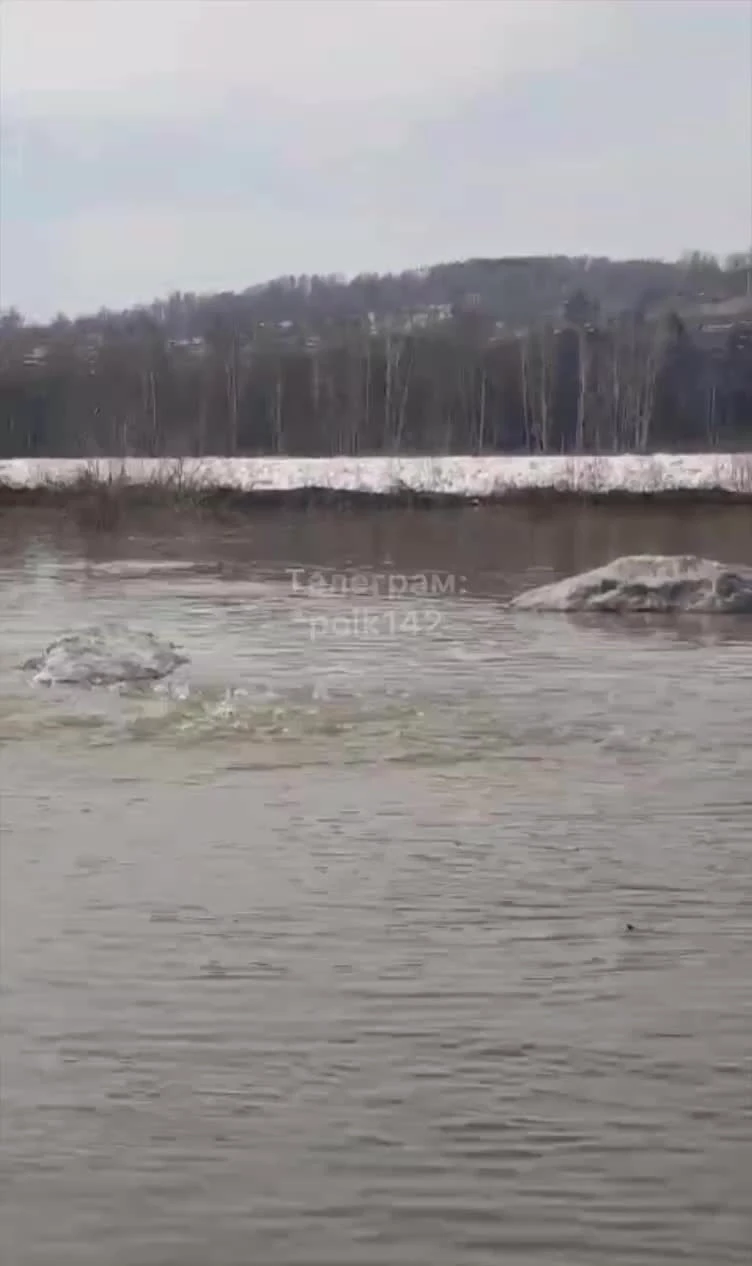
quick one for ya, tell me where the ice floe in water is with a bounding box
[510,555,752,614]
[23,624,189,686]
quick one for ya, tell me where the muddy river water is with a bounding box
[1,503,751,1265]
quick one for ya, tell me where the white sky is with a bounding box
[1,0,750,318]
[2,1,612,106]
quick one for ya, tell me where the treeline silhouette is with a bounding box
[1,253,751,458]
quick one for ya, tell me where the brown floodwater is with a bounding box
[1,502,751,1266]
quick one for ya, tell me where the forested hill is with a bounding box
[5,251,752,338]
[1,252,751,459]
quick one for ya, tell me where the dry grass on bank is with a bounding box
[1,459,216,530]
[2,453,752,531]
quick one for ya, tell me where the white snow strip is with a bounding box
[1,454,752,496]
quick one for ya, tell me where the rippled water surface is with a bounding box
[2,504,752,1266]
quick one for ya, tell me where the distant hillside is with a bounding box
[3,251,751,341]
[1,252,751,459]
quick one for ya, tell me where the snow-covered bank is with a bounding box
[1,454,752,498]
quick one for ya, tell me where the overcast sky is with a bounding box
[1,0,750,320]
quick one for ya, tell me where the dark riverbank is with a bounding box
[3,479,752,530]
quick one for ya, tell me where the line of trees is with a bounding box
[1,253,751,457]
